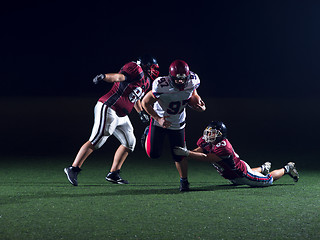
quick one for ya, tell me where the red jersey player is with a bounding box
[174,121,299,188]
[64,55,159,186]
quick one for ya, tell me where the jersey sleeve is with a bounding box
[196,137,213,154]
[151,76,168,99]
[196,137,206,147]
[190,71,200,90]
[119,62,144,83]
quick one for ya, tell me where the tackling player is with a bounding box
[173,121,300,187]
[141,59,206,192]
[64,55,159,186]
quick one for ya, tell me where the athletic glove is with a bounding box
[93,74,105,84]
[138,110,150,123]
[173,146,190,157]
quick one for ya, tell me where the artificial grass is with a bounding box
[0,154,319,240]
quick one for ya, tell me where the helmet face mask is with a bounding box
[203,127,222,143]
[137,55,159,80]
[149,63,160,80]
[203,121,227,144]
[169,60,190,90]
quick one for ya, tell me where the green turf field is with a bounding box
[0,153,319,240]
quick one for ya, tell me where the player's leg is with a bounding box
[252,162,271,175]
[270,162,299,182]
[241,161,274,187]
[106,115,135,184]
[110,145,131,172]
[64,102,114,186]
[168,128,189,191]
[145,120,165,159]
[269,168,285,181]
[105,145,131,184]
[72,141,95,168]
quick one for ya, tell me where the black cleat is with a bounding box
[106,170,129,184]
[179,179,190,192]
[64,166,81,186]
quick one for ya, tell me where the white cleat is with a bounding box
[261,162,272,175]
[285,162,299,182]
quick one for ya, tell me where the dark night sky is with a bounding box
[1,0,320,98]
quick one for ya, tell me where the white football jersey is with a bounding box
[151,71,200,130]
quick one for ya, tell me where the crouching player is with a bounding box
[173,121,299,187]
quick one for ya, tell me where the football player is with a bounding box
[173,121,300,187]
[141,59,206,192]
[64,55,159,186]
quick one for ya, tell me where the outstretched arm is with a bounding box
[93,73,126,84]
[173,146,222,163]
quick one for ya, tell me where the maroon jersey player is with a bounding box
[174,121,299,188]
[98,62,151,117]
[64,55,159,186]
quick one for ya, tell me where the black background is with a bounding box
[1,0,319,163]
[1,0,320,98]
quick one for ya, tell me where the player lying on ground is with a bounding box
[173,121,299,187]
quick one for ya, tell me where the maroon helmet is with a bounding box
[169,60,190,90]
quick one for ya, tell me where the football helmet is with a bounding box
[169,60,190,90]
[137,55,160,80]
[203,121,227,143]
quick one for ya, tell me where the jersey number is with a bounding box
[158,78,169,87]
[167,100,189,115]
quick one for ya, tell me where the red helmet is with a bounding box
[169,60,190,90]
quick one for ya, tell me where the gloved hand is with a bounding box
[138,110,150,123]
[173,146,190,157]
[93,74,105,84]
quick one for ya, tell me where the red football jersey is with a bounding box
[197,137,247,179]
[99,62,151,117]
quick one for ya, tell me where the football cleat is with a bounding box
[106,170,129,184]
[64,166,81,186]
[284,162,299,182]
[179,179,190,192]
[261,162,272,175]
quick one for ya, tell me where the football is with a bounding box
[188,94,206,111]
[188,94,201,107]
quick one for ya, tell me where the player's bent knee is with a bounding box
[124,138,136,152]
[147,151,161,159]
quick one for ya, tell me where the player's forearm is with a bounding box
[134,100,143,112]
[141,97,160,122]
[188,151,221,163]
[188,151,210,162]
[104,73,126,83]
[143,103,161,122]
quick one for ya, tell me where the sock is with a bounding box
[283,165,289,174]
[71,166,81,172]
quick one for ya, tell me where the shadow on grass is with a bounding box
[0,181,295,205]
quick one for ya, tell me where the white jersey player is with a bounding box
[142,59,206,192]
[152,70,200,129]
